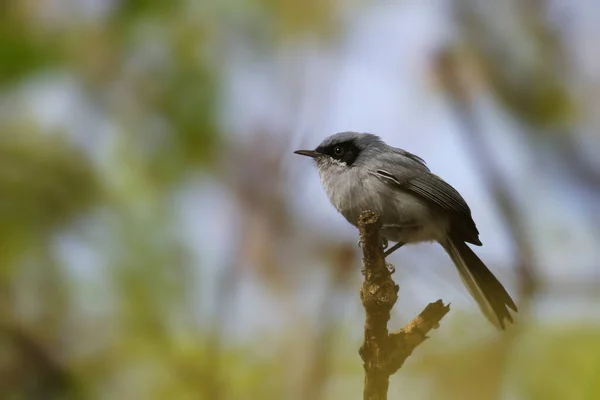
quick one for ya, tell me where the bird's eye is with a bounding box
[333,146,343,156]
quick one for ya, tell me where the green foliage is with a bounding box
[0,133,99,227]
[257,0,339,37]
[0,22,60,84]
[0,132,99,270]
[117,0,182,20]
[153,23,221,170]
[0,0,246,396]
[457,2,576,128]
[406,316,600,400]
[482,59,575,129]
[514,327,600,400]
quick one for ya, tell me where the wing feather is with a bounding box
[404,174,471,215]
[373,168,470,215]
[370,150,481,245]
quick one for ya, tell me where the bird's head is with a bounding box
[294,132,384,172]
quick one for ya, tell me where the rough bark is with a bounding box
[358,211,450,400]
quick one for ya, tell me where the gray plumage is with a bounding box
[295,131,517,329]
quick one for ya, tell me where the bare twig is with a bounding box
[387,300,451,374]
[358,211,450,400]
[359,211,398,400]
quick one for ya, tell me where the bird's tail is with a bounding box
[442,237,518,329]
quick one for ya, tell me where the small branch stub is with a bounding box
[357,210,450,400]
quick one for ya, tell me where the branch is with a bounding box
[358,211,450,400]
[358,211,398,400]
[387,300,450,374]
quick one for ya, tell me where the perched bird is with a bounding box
[294,132,517,329]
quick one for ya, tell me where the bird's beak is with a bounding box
[294,149,321,158]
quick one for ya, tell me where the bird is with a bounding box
[294,131,517,329]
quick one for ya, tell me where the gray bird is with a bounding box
[294,131,517,329]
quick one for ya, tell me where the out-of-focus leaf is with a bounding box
[0,132,99,229]
[454,0,576,128]
[408,332,511,399]
[128,21,220,183]
[514,327,600,400]
[480,57,575,128]
[0,19,61,84]
[159,65,219,168]
[258,0,339,37]
[407,320,600,400]
[113,0,183,25]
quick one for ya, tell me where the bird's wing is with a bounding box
[369,167,481,244]
[368,168,472,216]
[369,151,481,244]
[393,148,428,168]
[389,147,429,171]
[405,174,472,215]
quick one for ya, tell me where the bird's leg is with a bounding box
[380,222,415,258]
[384,242,405,258]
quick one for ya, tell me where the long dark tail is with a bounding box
[443,237,518,329]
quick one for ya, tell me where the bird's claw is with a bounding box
[381,238,388,250]
[386,263,396,274]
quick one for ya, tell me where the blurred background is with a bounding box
[1,0,599,399]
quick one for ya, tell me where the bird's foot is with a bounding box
[381,237,388,250]
[386,263,396,274]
